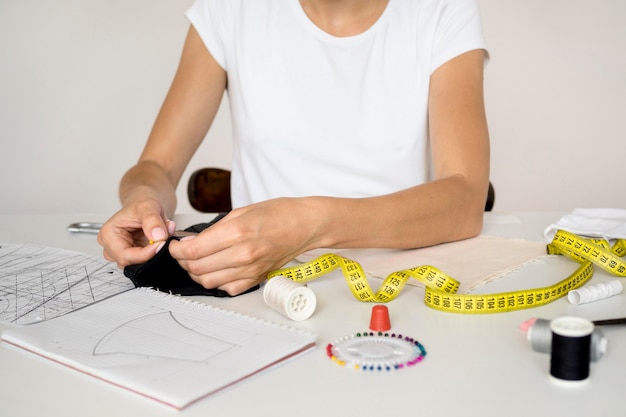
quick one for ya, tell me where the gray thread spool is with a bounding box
[263,275,317,321]
[527,318,607,362]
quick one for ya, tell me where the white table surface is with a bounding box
[1,212,624,417]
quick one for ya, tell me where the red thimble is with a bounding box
[369,305,391,332]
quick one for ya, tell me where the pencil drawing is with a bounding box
[0,242,133,324]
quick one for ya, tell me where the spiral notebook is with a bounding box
[1,288,317,410]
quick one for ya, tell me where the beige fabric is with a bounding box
[296,235,547,294]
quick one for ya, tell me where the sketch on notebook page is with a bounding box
[0,242,132,325]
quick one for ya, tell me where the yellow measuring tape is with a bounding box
[268,230,626,314]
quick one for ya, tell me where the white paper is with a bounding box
[0,242,133,324]
[1,288,316,409]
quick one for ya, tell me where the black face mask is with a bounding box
[123,213,259,297]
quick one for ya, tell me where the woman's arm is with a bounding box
[98,26,227,267]
[320,48,491,248]
[169,49,490,295]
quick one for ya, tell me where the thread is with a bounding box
[527,318,606,362]
[568,279,623,305]
[549,317,593,383]
[263,275,316,321]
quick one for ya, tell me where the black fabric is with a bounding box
[182,212,228,234]
[123,213,259,297]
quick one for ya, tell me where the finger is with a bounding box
[103,244,160,268]
[185,266,239,289]
[172,242,260,283]
[142,213,170,243]
[218,278,261,296]
[98,227,136,263]
[172,242,263,280]
[168,235,220,262]
[166,219,177,235]
[185,265,263,295]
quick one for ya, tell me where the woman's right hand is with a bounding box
[97,197,176,268]
[97,25,228,269]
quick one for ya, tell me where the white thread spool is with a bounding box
[568,279,623,305]
[263,276,316,321]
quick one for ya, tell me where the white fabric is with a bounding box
[186,0,487,207]
[544,208,626,241]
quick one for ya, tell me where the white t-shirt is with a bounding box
[186,0,487,208]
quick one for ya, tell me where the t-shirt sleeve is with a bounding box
[185,0,228,70]
[430,0,488,73]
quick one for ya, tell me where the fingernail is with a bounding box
[180,235,197,242]
[166,220,177,235]
[155,242,166,254]
[151,227,167,242]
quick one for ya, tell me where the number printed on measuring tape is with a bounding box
[268,230,626,314]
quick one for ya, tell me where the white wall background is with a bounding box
[1,0,624,217]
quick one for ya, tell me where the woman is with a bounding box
[98,0,491,296]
